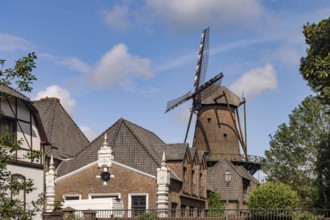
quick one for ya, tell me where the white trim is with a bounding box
[63,194,81,201]
[55,161,97,183]
[55,160,156,183]
[89,193,121,200]
[128,193,149,217]
[114,161,156,179]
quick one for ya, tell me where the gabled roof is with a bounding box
[0,84,30,101]
[33,97,90,159]
[207,160,259,201]
[0,84,48,143]
[56,118,167,177]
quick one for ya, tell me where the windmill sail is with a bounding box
[194,27,210,89]
[165,27,224,143]
[165,73,223,113]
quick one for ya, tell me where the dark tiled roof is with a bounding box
[57,118,167,177]
[189,147,196,159]
[207,160,258,201]
[0,84,30,101]
[33,97,90,159]
[152,143,188,161]
[202,86,240,107]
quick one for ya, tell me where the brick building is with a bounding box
[50,118,208,216]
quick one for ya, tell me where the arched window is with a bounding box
[11,174,26,210]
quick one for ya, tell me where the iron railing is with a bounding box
[43,208,330,220]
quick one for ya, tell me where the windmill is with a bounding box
[165,27,224,143]
[166,27,261,174]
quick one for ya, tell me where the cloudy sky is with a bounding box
[1,0,329,161]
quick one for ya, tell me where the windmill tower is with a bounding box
[166,27,260,174]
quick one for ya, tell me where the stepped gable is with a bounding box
[33,97,90,159]
[57,118,167,177]
[207,160,258,201]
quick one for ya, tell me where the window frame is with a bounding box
[89,193,121,200]
[0,117,16,144]
[63,194,81,201]
[128,193,148,217]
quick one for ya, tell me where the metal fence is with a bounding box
[43,209,330,220]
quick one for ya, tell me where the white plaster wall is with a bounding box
[8,164,44,220]
[1,98,15,117]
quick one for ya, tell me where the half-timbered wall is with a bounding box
[1,96,43,165]
[1,95,44,220]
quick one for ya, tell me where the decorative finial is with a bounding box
[161,152,166,167]
[49,155,54,171]
[103,133,109,147]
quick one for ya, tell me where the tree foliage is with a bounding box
[0,52,37,92]
[300,17,330,105]
[207,191,225,217]
[262,95,330,208]
[248,182,301,209]
[0,53,42,219]
[315,133,330,209]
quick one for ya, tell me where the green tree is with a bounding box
[0,53,43,219]
[0,52,37,92]
[207,191,225,217]
[248,182,301,209]
[300,17,330,105]
[315,133,330,209]
[262,95,330,208]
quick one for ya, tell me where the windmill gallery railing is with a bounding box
[43,208,330,220]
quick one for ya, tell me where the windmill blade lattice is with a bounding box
[164,27,224,143]
[165,91,192,113]
[194,27,210,89]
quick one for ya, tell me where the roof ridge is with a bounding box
[75,118,124,157]
[122,119,162,167]
[46,98,57,141]
[0,84,30,100]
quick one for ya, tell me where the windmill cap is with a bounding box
[201,86,241,107]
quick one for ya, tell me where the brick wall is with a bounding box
[55,162,158,209]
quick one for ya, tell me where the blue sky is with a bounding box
[1,0,329,159]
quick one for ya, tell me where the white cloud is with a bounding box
[0,33,35,51]
[80,126,98,141]
[145,0,266,30]
[103,5,131,30]
[270,45,302,66]
[91,43,154,89]
[33,85,76,116]
[229,64,277,99]
[59,57,92,74]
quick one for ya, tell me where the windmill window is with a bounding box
[207,118,211,123]
[224,133,227,139]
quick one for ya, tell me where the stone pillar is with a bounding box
[156,152,170,217]
[45,155,55,212]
